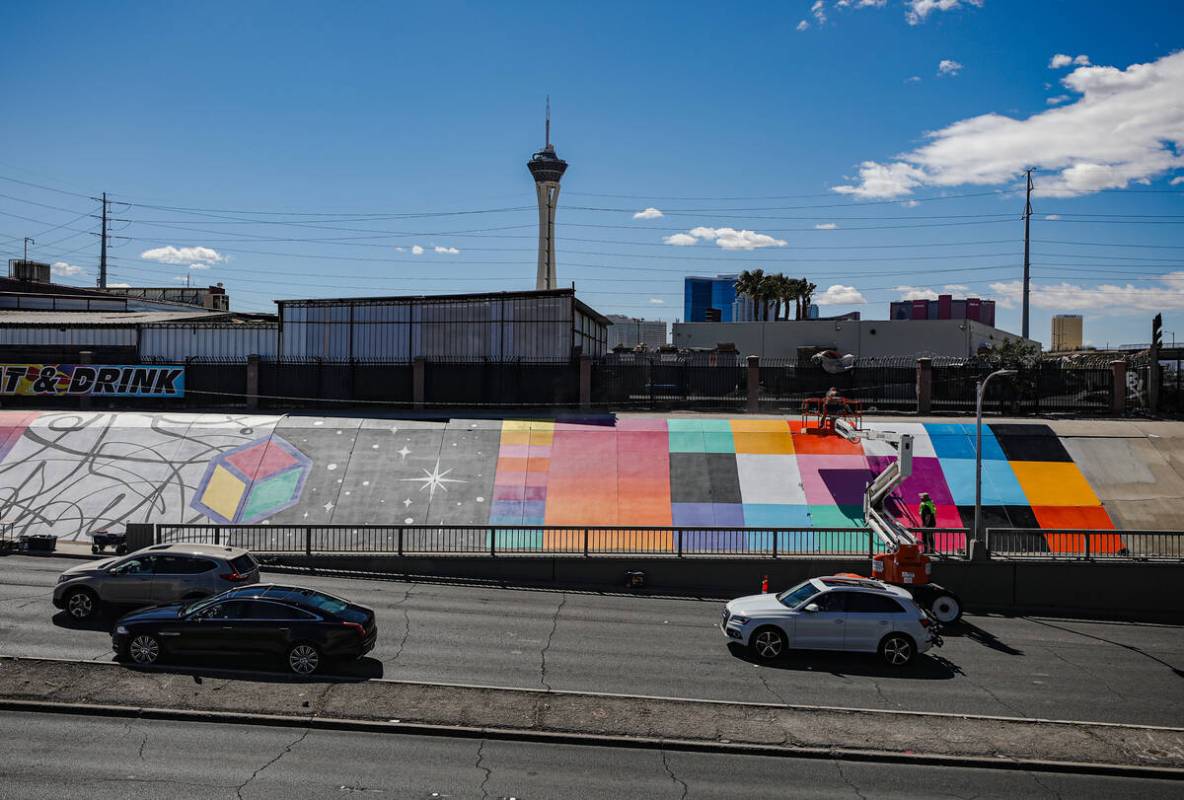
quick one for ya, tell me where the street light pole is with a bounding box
[974,368,1017,556]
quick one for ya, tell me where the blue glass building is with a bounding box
[684,274,744,322]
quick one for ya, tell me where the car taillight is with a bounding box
[342,622,365,636]
[919,617,932,628]
[219,572,250,582]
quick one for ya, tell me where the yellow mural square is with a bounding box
[733,431,795,455]
[729,419,790,433]
[529,420,556,431]
[502,420,533,432]
[500,429,531,446]
[529,428,554,446]
[1011,462,1101,507]
[202,464,247,521]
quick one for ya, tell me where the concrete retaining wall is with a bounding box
[267,553,1183,623]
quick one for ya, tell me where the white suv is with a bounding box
[720,576,941,667]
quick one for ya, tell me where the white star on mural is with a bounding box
[323,502,335,512]
[403,498,412,508]
[397,445,411,460]
[401,458,464,502]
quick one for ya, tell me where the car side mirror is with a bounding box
[804,603,820,613]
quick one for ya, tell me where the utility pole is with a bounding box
[1021,169,1033,340]
[22,237,33,262]
[98,191,108,288]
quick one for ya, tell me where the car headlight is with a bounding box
[730,615,750,625]
[115,626,129,635]
[57,574,71,583]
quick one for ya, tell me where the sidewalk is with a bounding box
[1,656,1181,777]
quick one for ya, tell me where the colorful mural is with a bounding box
[0,412,1117,553]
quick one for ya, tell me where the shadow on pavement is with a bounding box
[117,654,385,683]
[940,620,1025,656]
[51,610,118,633]
[726,642,959,680]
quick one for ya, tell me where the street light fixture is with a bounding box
[973,368,1017,557]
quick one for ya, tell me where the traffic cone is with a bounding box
[761,575,769,593]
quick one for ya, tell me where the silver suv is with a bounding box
[53,543,260,621]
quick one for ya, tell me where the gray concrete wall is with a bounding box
[672,319,1032,359]
[268,553,1183,623]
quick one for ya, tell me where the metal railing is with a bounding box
[906,527,971,559]
[157,524,885,558]
[987,528,1183,561]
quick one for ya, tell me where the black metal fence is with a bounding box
[759,358,917,411]
[932,363,1112,414]
[592,355,746,409]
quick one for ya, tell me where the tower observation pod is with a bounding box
[528,99,568,291]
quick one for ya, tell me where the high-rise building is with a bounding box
[606,314,668,350]
[889,295,996,326]
[1051,314,1083,351]
[684,275,748,322]
[527,99,567,291]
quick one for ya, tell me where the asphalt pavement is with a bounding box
[2,555,1182,726]
[2,710,1180,800]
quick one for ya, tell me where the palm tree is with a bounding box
[734,269,766,320]
[767,274,788,320]
[799,278,817,320]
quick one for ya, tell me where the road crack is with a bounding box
[539,593,566,691]
[382,586,414,667]
[1028,772,1065,799]
[235,727,311,799]
[833,760,869,800]
[475,739,492,800]
[659,748,689,800]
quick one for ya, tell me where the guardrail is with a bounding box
[987,528,1184,561]
[157,524,890,559]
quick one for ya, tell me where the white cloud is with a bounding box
[817,284,867,305]
[411,245,425,255]
[433,246,461,255]
[942,284,969,293]
[633,207,664,220]
[991,273,1184,312]
[906,75,922,84]
[1171,176,1184,186]
[107,282,130,288]
[906,0,982,25]
[832,52,1184,199]
[1050,53,1090,69]
[1046,94,1070,105]
[796,19,809,31]
[663,233,699,246]
[901,199,920,208]
[188,263,211,270]
[51,261,84,277]
[896,285,940,301]
[938,59,963,77]
[814,223,839,230]
[172,276,190,283]
[395,246,406,253]
[140,245,225,266]
[692,226,788,250]
[648,297,665,305]
[836,0,887,6]
[811,0,827,24]
[1045,213,1061,220]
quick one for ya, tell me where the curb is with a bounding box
[1,698,1181,780]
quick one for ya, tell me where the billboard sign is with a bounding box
[0,364,185,398]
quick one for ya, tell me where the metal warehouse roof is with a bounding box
[275,288,611,325]
[0,310,229,326]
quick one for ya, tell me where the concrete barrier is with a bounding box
[266,553,1183,622]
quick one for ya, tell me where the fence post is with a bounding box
[583,528,589,557]
[214,526,221,545]
[868,528,875,562]
[397,526,404,557]
[677,529,683,557]
[489,526,496,557]
[1110,360,1127,416]
[772,529,778,559]
[246,354,260,410]
[78,350,93,411]
[915,357,932,415]
[413,356,426,410]
[1083,530,1091,561]
[579,355,592,411]
[746,355,760,413]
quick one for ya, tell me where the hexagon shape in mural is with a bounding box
[191,434,311,524]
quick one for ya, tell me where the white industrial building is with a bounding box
[672,319,1037,359]
[606,315,668,351]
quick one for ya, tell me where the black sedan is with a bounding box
[112,584,378,675]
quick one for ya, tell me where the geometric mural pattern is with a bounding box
[0,412,1117,555]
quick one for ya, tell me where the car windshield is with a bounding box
[182,594,228,616]
[270,587,348,615]
[776,581,819,608]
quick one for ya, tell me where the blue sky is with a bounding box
[1,0,1181,348]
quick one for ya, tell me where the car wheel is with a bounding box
[879,633,915,667]
[287,643,321,675]
[65,588,98,621]
[929,592,962,624]
[127,633,162,666]
[91,545,99,554]
[750,626,787,661]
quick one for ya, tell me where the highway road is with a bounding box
[2,556,1182,726]
[1,710,1179,800]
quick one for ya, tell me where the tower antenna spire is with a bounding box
[545,95,551,148]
